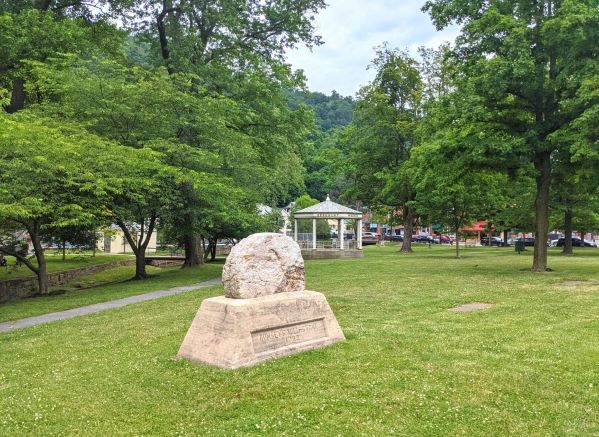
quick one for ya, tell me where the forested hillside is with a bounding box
[289,89,355,201]
[288,90,355,132]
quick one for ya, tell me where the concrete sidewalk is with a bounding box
[0,277,222,333]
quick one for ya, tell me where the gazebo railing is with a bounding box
[297,239,356,250]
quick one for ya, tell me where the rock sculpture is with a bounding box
[223,233,304,299]
[178,233,345,369]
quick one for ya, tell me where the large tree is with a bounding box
[116,1,323,265]
[0,4,124,113]
[423,0,599,271]
[94,144,184,279]
[0,114,107,293]
[344,45,423,252]
[129,0,324,75]
[29,56,308,266]
[411,135,507,258]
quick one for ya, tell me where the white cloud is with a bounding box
[286,0,460,97]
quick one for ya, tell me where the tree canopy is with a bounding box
[421,0,599,270]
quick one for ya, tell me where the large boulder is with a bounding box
[222,233,305,299]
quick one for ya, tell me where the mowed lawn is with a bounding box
[0,262,224,323]
[0,246,597,435]
[0,253,134,281]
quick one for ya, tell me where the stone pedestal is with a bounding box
[177,290,344,369]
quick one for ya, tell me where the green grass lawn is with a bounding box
[0,252,134,281]
[0,261,224,323]
[1,246,597,435]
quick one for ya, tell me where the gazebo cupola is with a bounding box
[293,195,363,259]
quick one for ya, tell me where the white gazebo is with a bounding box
[293,195,363,259]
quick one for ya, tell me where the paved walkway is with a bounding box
[0,277,222,333]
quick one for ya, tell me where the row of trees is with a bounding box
[0,0,327,293]
[331,0,598,269]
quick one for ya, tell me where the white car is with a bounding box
[361,232,379,245]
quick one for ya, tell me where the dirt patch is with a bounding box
[449,302,494,313]
[561,280,586,287]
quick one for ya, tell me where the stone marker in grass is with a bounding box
[449,302,493,312]
[177,233,345,369]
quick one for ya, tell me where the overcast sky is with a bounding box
[285,0,459,97]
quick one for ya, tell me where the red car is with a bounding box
[438,235,452,244]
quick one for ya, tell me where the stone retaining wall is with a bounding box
[146,259,184,267]
[0,259,136,303]
[215,246,231,256]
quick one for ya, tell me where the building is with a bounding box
[97,226,157,254]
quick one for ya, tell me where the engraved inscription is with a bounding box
[251,318,327,354]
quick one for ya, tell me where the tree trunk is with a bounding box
[116,216,156,280]
[134,252,148,279]
[157,0,177,75]
[503,229,508,246]
[563,209,573,255]
[38,0,53,11]
[183,234,203,267]
[30,227,49,294]
[532,151,551,271]
[36,259,48,295]
[4,78,26,114]
[455,232,460,258]
[62,239,66,261]
[210,237,217,261]
[399,207,413,253]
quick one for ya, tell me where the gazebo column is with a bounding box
[357,219,363,249]
[294,219,298,242]
[340,219,344,249]
[312,218,317,249]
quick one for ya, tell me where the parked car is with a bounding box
[412,235,433,244]
[480,236,503,246]
[547,237,561,246]
[509,237,535,246]
[362,232,379,245]
[513,237,535,246]
[555,237,597,247]
[383,234,403,242]
[433,235,452,244]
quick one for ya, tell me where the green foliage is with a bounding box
[132,0,325,74]
[422,0,599,269]
[0,1,135,16]
[0,114,104,233]
[42,224,102,255]
[0,8,124,107]
[0,113,113,285]
[288,89,355,132]
[125,1,323,205]
[302,129,349,200]
[343,45,423,239]
[27,56,303,246]
[493,172,536,233]
[286,89,356,200]
[414,143,507,234]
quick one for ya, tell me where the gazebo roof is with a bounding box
[294,195,362,219]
